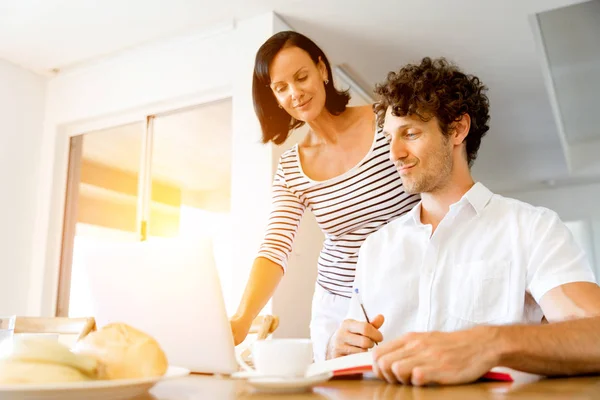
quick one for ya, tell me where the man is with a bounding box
[327,57,600,386]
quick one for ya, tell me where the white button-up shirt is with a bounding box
[347,183,596,341]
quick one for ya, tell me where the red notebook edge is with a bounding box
[332,365,373,376]
[480,371,514,382]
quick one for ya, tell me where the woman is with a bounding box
[230,31,420,361]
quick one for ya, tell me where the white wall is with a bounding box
[0,59,46,315]
[505,182,600,278]
[29,13,288,317]
[228,16,288,307]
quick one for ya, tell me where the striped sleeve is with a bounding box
[257,160,306,272]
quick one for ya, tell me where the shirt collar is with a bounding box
[406,201,423,226]
[461,182,494,216]
[403,182,494,226]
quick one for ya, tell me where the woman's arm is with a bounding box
[230,257,284,344]
[230,159,306,345]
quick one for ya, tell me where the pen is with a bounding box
[354,288,378,346]
[354,288,370,323]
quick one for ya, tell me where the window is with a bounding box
[58,99,233,317]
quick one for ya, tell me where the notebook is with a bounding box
[306,351,538,382]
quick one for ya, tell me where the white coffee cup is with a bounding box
[239,339,313,377]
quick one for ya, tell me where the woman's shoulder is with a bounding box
[278,145,298,164]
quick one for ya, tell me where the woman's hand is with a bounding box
[230,315,252,346]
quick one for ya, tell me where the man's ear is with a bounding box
[452,114,471,145]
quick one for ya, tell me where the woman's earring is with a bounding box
[278,104,283,109]
[324,79,329,85]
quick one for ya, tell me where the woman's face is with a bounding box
[269,46,328,123]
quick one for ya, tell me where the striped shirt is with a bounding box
[257,129,420,297]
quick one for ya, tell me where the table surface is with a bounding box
[143,372,600,399]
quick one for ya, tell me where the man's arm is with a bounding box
[372,282,600,385]
[493,208,600,376]
[495,281,600,376]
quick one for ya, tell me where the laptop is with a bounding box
[82,237,239,375]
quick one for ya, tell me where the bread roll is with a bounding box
[0,361,91,384]
[74,323,168,380]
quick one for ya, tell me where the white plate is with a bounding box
[0,366,190,400]
[246,372,333,393]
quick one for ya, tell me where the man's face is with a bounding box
[382,107,453,195]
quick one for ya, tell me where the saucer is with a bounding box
[246,372,333,393]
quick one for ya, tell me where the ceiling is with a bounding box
[0,0,293,73]
[0,0,595,193]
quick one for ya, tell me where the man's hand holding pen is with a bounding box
[325,287,385,360]
[326,314,385,359]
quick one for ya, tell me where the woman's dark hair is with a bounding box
[373,57,490,166]
[252,31,350,145]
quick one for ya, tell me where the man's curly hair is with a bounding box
[373,57,490,166]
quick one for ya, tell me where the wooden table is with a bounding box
[143,373,600,399]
